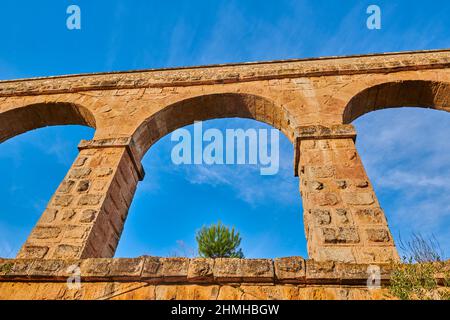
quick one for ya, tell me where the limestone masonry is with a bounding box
[1,49,450,299]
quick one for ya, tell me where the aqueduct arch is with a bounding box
[0,49,449,269]
[132,93,297,160]
[0,102,96,143]
[343,80,450,123]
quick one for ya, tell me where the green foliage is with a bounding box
[389,233,449,300]
[389,262,447,300]
[0,262,13,274]
[196,221,244,258]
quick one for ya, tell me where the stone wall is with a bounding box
[0,257,422,300]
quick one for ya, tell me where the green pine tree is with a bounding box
[196,221,244,258]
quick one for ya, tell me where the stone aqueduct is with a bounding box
[0,49,450,299]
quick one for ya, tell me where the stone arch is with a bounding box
[343,80,450,124]
[132,93,296,160]
[0,102,96,143]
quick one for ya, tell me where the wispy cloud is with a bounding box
[355,108,450,257]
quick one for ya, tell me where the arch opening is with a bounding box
[132,93,297,161]
[343,80,450,124]
[117,116,306,259]
[350,103,450,260]
[0,102,96,143]
[0,125,95,258]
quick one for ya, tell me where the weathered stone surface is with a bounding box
[336,180,347,189]
[342,192,375,206]
[53,245,80,259]
[274,257,306,283]
[313,247,357,263]
[335,209,350,224]
[141,256,162,279]
[30,226,61,240]
[0,259,34,278]
[214,258,242,282]
[354,180,369,188]
[309,180,324,191]
[310,209,331,225]
[366,228,391,243]
[28,259,78,279]
[77,180,90,192]
[187,258,214,281]
[95,168,113,177]
[78,194,102,206]
[159,257,189,281]
[354,208,384,224]
[59,180,75,193]
[240,259,274,282]
[80,258,112,279]
[109,258,144,279]
[53,195,73,207]
[16,246,49,259]
[0,258,448,299]
[314,193,339,206]
[307,166,335,178]
[61,209,77,221]
[305,260,339,284]
[322,227,360,244]
[69,168,91,179]
[79,209,97,223]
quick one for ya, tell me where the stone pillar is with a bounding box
[295,125,399,264]
[17,137,144,259]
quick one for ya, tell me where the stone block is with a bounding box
[342,192,375,206]
[307,166,335,178]
[53,244,81,259]
[313,247,357,263]
[322,227,360,244]
[310,209,331,225]
[80,258,112,279]
[79,209,97,223]
[274,257,306,283]
[78,194,102,206]
[69,168,91,179]
[214,258,242,282]
[305,260,339,284]
[354,208,384,224]
[0,259,34,278]
[95,167,114,177]
[59,180,75,193]
[109,258,145,279]
[159,257,189,282]
[30,226,61,240]
[28,259,79,279]
[366,228,391,243]
[77,180,90,192]
[313,193,339,206]
[53,195,73,207]
[240,259,274,282]
[187,258,214,282]
[16,246,49,259]
[335,208,350,224]
[142,256,162,280]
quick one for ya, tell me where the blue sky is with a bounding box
[0,0,449,259]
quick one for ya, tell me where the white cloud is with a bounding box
[355,108,450,257]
